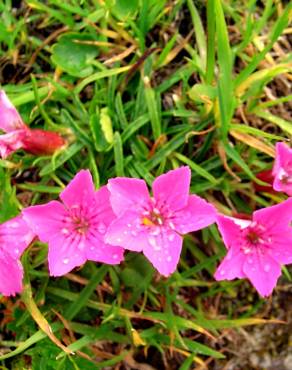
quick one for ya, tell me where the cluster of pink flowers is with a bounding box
[1,91,292,299]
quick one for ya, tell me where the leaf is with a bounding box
[113,0,138,19]
[51,33,99,77]
[188,84,217,103]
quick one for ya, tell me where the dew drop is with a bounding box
[150,228,160,236]
[220,269,225,275]
[9,222,19,228]
[247,257,253,264]
[168,234,175,242]
[97,222,106,234]
[169,221,175,230]
[148,237,156,247]
[264,264,270,272]
[127,223,132,228]
[63,258,69,264]
[14,248,19,255]
[62,228,69,235]
[116,237,122,243]
[113,254,118,259]
[123,230,128,235]
[131,230,137,236]
[167,256,172,262]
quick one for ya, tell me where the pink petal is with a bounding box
[0,249,23,296]
[253,198,292,230]
[272,142,292,196]
[243,252,281,297]
[105,211,146,252]
[214,248,246,281]
[266,231,292,265]
[0,90,25,132]
[152,167,191,211]
[107,177,150,216]
[173,195,217,234]
[22,201,68,243]
[60,170,96,208]
[143,230,183,277]
[216,215,249,250]
[0,130,26,158]
[48,233,87,276]
[94,185,116,226]
[0,215,35,259]
[85,233,124,264]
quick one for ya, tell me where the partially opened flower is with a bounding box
[23,170,124,276]
[0,90,65,158]
[272,142,292,196]
[105,167,217,276]
[0,215,35,296]
[215,198,292,297]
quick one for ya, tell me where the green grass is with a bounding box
[0,0,292,368]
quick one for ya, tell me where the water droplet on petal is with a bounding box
[167,256,172,262]
[150,228,160,236]
[113,254,118,259]
[97,222,106,234]
[123,230,128,235]
[264,264,270,272]
[148,237,156,247]
[14,248,19,255]
[116,237,122,243]
[63,258,69,264]
[168,234,175,242]
[169,221,175,230]
[220,269,225,275]
[247,257,253,264]
[9,222,19,228]
[62,228,69,235]
[127,223,132,228]
[131,230,137,236]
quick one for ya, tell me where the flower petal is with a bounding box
[48,233,87,276]
[85,232,124,264]
[0,90,25,132]
[214,248,246,281]
[105,211,146,252]
[94,185,116,226]
[60,170,96,209]
[243,252,281,297]
[253,197,292,230]
[22,201,68,243]
[107,177,150,216]
[266,231,292,265]
[272,142,292,196]
[0,215,35,259]
[216,215,249,250]
[143,230,183,277]
[0,249,23,296]
[173,195,217,234]
[152,166,191,211]
[0,131,26,158]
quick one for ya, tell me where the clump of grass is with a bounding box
[0,0,291,368]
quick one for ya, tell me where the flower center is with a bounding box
[241,222,272,254]
[72,217,90,234]
[246,230,260,245]
[142,207,165,227]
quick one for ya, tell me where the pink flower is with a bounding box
[105,167,217,276]
[272,142,292,196]
[214,198,292,297]
[0,90,65,158]
[0,215,35,296]
[22,170,124,276]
